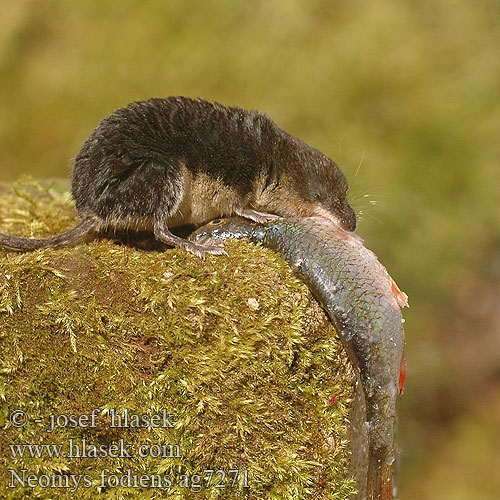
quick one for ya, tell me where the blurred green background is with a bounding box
[1,0,499,498]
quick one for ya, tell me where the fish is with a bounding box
[190,216,408,500]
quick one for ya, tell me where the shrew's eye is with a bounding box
[314,193,321,200]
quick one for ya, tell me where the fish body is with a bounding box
[191,216,407,499]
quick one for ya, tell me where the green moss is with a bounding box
[0,178,356,499]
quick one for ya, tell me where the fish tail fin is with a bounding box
[367,454,392,500]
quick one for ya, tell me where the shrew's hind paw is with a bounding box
[194,235,224,247]
[183,239,227,259]
[154,221,227,259]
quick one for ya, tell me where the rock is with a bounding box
[0,178,364,499]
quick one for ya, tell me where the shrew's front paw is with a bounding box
[235,208,281,224]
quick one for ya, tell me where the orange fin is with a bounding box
[398,349,407,396]
[391,278,409,308]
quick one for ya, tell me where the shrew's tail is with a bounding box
[0,219,95,251]
[367,452,393,500]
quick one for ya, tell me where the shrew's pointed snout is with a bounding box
[341,203,357,232]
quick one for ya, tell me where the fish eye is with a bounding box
[208,218,226,226]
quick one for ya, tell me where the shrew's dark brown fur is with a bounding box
[0,97,356,257]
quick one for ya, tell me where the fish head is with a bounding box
[189,217,258,242]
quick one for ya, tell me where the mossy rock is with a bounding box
[0,177,359,499]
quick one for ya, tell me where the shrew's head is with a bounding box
[256,135,357,231]
[293,150,357,231]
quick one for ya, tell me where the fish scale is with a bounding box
[191,216,408,500]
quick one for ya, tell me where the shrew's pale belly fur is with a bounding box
[91,171,244,232]
[167,171,243,228]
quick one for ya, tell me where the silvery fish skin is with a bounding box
[191,216,408,500]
